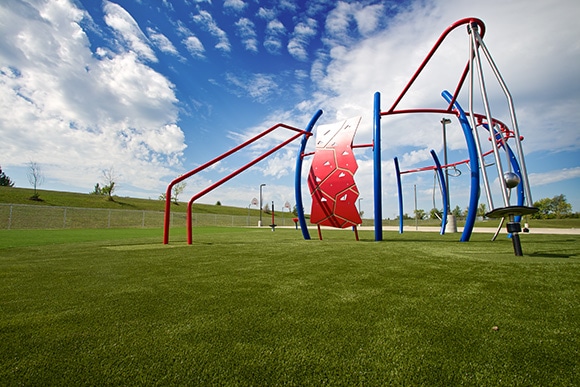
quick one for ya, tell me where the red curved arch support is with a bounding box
[163,123,312,245]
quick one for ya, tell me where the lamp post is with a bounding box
[441,118,456,232]
[259,184,266,227]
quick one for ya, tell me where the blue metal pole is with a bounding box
[373,92,383,241]
[294,109,323,240]
[441,90,479,242]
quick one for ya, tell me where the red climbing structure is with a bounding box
[307,116,362,239]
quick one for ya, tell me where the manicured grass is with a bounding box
[0,228,578,385]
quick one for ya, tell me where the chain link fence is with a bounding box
[0,203,294,230]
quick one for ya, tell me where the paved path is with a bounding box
[362,226,580,235]
[286,225,580,235]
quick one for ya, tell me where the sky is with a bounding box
[1,0,579,219]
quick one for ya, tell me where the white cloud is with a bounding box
[352,3,384,35]
[324,2,385,45]
[103,1,157,62]
[183,36,206,59]
[529,167,580,187]
[225,73,279,103]
[192,10,231,53]
[287,18,317,61]
[257,7,276,20]
[0,0,186,194]
[264,19,286,54]
[147,27,179,56]
[235,17,258,52]
[224,0,247,13]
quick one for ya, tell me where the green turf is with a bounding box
[0,228,578,385]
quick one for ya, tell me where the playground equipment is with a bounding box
[164,17,536,255]
[307,116,364,240]
[378,17,537,255]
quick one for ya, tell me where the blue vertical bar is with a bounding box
[294,109,323,240]
[394,157,404,234]
[373,92,383,241]
[442,90,479,242]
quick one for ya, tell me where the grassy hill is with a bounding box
[2,186,578,229]
[0,186,263,217]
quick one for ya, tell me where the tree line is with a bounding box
[402,196,577,220]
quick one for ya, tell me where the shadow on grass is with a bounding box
[527,252,573,259]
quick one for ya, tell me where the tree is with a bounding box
[451,205,463,219]
[414,209,426,220]
[101,167,117,201]
[429,207,442,220]
[216,201,222,206]
[532,195,573,219]
[27,161,44,200]
[172,181,186,204]
[90,183,102,195]
[551,194,573,218]
[0,165,14,187]
[477,203,487,218]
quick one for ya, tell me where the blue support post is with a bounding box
[294,109,323,240]
[441,90,479,242]
[373,92,383,241]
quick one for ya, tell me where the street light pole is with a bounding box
[441,118,456,232]
[259,184,266,227]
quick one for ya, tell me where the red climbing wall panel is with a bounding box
[308,117,362,228]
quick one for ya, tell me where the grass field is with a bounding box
[1,227,578,385]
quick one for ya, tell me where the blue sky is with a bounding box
[1,0,579,219]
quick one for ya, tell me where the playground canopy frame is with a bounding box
[163,112,322,245]
[372,17,536,254]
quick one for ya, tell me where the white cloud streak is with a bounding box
[529,167,580,187]
[224,0,247,13]
[264,19,286,54]
[288,18,317,61]
[193,10,231,53]
[235,17,258,52]
[147,27,179,56]
[103,0,157,62]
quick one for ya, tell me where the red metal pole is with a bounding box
[386,18,485,114]
[186,128,310,244]
[163,122,307,244]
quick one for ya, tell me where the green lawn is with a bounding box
[0,228,578,385]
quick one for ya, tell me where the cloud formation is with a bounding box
[0,0,186,193]
[235,17,258,52]
[192,10,231,53]
[288,18,317,61]
[103,1,157,62]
